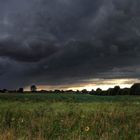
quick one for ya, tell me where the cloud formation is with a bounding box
[0,0,140,89]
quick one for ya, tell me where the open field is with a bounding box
[0,93,139,140]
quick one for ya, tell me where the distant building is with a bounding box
[17,88,24,93]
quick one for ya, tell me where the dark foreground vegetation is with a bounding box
[0,94,139,140]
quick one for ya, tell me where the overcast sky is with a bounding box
[0,0,140,90]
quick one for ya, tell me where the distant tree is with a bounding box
[82,89,88,94]
[54,90,61,94]
[40,90,47,93]
[65,90,73,94]
[61,90,65,94]
[106,86,120,96]
[119,88,130,95]
[130,83,140,95]
[101,91,108,96]
[89,89,95,95]
[106,88,112,96]
[96,88,102,95]
[31,85,37,92]
[113,86,120,95]
[76,90,80,94]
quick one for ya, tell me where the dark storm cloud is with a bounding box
[0,0,140,89]
[0,39,58,62]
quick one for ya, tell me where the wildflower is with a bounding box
[112,127,119,134]
[61,120,64,123]
[12,118,15,121]
[85,126,90,132]
[21,119,24,123]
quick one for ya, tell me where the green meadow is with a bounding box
[0,93,139,140]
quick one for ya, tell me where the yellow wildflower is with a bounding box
[85,126,90,132]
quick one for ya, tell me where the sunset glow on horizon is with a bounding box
[25,78,140,91]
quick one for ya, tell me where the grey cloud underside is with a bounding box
[0,0,140,88]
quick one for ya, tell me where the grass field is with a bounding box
[0,93,139,140]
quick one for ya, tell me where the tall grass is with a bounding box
[0,94,139,140]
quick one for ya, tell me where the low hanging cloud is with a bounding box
[0,0,140,89]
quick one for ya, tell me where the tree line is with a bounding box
[0,83,140,96]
